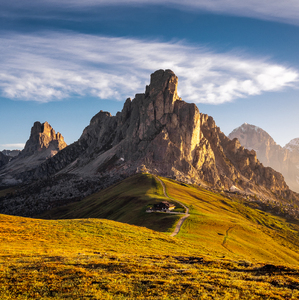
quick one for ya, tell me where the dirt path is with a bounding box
[221,226,235,252]
[154,176,190,237]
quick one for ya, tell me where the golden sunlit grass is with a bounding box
[161,177,299,264]
[1,213,299,299]
[2,174,299,299]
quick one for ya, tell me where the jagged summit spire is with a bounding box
[147,69,179,100]
[22,121,67,156]
[148,69,176,91]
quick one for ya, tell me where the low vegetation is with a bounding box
[1,213,299,299]
[39,174,181,233]
[1,174,299,299]
[162,177,299,264]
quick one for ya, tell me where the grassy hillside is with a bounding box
[162,177,299,264]
[41,173,299,265]
[5,173,295,298]
[1,213,299,299]
[39,173,181,233]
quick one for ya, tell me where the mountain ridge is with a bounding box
[1,70,298,217]
[229,123,299,193]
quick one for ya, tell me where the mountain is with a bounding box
[228,123,289,171]
[1,150,21,157]
[228,123,299,193]
[0,69,298,217]
[285,138,299,153]
[19,121,67,158]
[0,121,66,186]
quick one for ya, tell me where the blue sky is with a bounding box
[1,0,299,150]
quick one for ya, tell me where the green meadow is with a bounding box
[1,173,299,299]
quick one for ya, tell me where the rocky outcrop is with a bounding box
[0,122,67,186]
[229,123,299,193]
[21,121,66,157]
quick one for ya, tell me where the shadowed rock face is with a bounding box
[14,69,297,202]
[1,150,20,157]
[0,153,9,169]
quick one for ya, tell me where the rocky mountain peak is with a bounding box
[36,70,294,198]
[21,121,67,157]
[228,123,299,192]
[0,121,67,187]
[229,122,279,153]
[285,138,299,153]
[148,69,179,103]
[1,69,299,216]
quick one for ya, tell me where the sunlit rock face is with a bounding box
[21,121,67,157]
[0,121,67,186]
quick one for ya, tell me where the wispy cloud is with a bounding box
[168,0,299,25]
[0,32,297,104]
[3,0,299,25]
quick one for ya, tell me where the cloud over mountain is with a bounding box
[0,32,297,104]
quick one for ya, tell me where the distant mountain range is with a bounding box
[229,123,299,193]
[0,150,21,169]
[0,69,298,217]
[1,150,20,157]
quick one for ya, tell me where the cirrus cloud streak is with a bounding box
[0,32,297,104]
[2,0,299,26]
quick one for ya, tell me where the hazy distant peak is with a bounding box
[284,138,299,153]
[231,123,263,135]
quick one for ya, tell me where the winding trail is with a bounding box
[154,176,190,237]
[221,226,235,252]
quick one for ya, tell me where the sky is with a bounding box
[1,1,299,151]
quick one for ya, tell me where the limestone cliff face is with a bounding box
[76,70,217,185]
[21,69,297,202]
[0,122,67,186]
[229,123,299,193]
[21,121,66,157]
